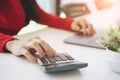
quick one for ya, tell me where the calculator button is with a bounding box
[58,54,68,61]
[54,56,62,61]
[39,58,48,64]
[66,56,74,60]
[46,57,56,63]
[62,53,74,60]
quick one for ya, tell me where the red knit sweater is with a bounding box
[0,0,73,52]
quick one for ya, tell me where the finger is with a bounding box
[86,22,93,35]
[32,42,45,58]
[88,23,95,35]
[22,49,36,63]
[90,24,95,35]
[24,41,44,58]
[71,24,81,32]
[62,52,69,56]
[78,20,87,35]
[50,48,57,57]
[32,37,57,57]
[38,40,57,57]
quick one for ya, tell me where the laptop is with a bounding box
[63,29,105,49]
[63,4,120,49]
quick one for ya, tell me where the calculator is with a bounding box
[37,53,88,72]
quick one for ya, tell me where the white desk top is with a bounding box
[1,5,120,80]
[0,27,120,80]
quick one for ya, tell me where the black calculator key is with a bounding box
[40,58,48,64]
[46,57,56,63]
[66,56,74,60]
[58,54,68,61]
[54,56,62,61]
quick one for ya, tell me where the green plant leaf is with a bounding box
[97,25,120,52]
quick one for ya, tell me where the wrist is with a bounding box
[5,39,19,51]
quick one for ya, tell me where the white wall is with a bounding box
[61,0,87,6]
[18,0,57,35]
[60,0,98,13]
[60,0,120,13]
[36,0,56,15]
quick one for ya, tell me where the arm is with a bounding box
[35,3,95,35]
[0,33,14,52]
[36,4,73,31]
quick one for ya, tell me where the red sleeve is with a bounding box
[0,33,14,52]
[36,4,74,31]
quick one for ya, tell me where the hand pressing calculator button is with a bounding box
[37,53,88,72]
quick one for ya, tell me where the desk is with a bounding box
[1,4,120,80]
[0,27,120,80]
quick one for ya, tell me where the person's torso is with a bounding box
[0,0,26,35]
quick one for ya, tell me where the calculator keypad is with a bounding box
[38,53,75,66]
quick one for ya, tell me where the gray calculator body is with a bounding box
[37,53,88,72]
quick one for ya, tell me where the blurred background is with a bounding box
[18,0,120,35]
[36,0,119,16]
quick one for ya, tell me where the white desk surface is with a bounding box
[1,5,120,80]
[0,27,120,80]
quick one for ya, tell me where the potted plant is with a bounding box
[97,25,120,73]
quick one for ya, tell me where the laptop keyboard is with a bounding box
[38,53,75,66]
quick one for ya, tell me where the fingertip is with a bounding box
[92,29,95,35]
[27,57,37,63]
[76,26,80,31]
[33,58,37,63]
[83,31,87,36]
[88,32,92,35]
[29,56,37,63]
[23,51,36,63]
[53,52,58,57]
[39,54,44,58]
[62,52,69,56]
[37,51,45,58]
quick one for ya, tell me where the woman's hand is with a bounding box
[71,18,95,35]
[5,37,57,63]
